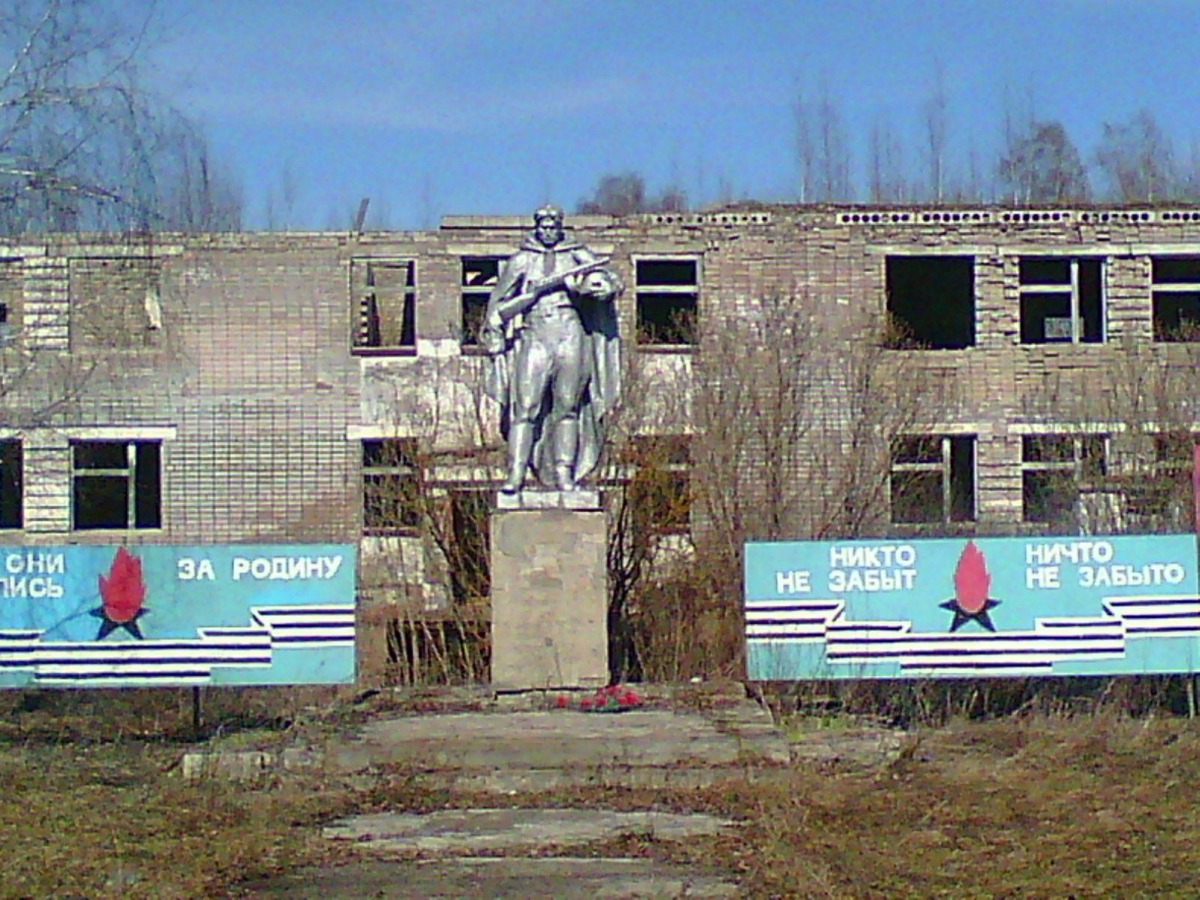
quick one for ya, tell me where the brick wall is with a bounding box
[0,205,1196,589]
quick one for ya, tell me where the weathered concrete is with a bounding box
[233,688,786,896]
[243,857,740,898]
[490,500,608,689]
[180,747,317,781]
[323,807,735,853]
[331,703,791,789]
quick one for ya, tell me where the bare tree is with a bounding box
[575,172,686,216]
[154,123,243,232]
[606,292,948,679]
[868,115,908,203]
[0,0,240,233]
[1021,335,1200,535]
[1095,109,1178,203]
[794,88,816,203]
[998,119,1091,204]
[265,160,303,231]
[794,83,852,202]
[922,65,949,202]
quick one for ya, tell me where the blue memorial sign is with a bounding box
[745,535,1200,680]
[0,544,356,688]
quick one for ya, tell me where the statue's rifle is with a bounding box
[491,256,611,322]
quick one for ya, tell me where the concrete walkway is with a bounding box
[330,696,789,792]
[238,684,789,898]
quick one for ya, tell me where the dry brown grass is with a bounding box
[4,689,1200,897]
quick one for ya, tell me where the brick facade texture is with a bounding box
[1,205,1198,588]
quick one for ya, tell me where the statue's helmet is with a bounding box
[534,204,564,225]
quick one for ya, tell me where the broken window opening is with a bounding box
[1152,256,1200,341]
[0,440,21,529]
[624,435,692,535]
[1154,432,1197,473]
[69,257,161,350]
[889,435,976,525]
[1111,432,1200,523]
[1018,257,1104,344]
[460,257,506,349]
[352,259,415,353]
[1021,434,1106,524]
[0,258,20,346]
[884,256,975,349]
[446,489,491,605]
[635,258,698,346]
[362,438,421,534]
[71,440,161,530]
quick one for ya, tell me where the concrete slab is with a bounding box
[323,807,736,853]
[242,857,740,898]
[332,704,790,778]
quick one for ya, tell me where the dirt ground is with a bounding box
[3,686,1200,898]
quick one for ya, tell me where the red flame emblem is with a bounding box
[940,541,1000,632]
[953,541,992,614]
[92,547,149,639]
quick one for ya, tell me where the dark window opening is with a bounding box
[638,259,697,286]
[0,440,22,529]
[891,436,942,465]
[1022,471,1077,524]
[1152,257,1200,341]
[1152,257,1200,283]
[889,435,976,524]
[1019,257,1103,344]
[362,439,421,534]
[461,294,489,347]
[1021,434,1106,523]
[353,259,415,352]
[625,435,692,535]
[885,256,975,349]
[1153,294,1200,341]
[636,258,698,346]
[446,489,490,604]
[461,257,504,348]
[636,294,696,345]
[1155,433,1196,469]
[72,440,161,530]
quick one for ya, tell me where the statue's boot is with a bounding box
[554,418,579,490]
[501,422,534,493]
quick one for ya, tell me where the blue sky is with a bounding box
[147,0,1200,229]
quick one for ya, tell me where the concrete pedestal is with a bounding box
[490,490,608,690]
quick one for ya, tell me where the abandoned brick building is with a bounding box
[1,205,1198,634]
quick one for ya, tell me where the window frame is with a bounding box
[625,434,692,535]
[70,439,162,531]
[1021,433,1107,524]
[351,258,417,355]
[460,255,507,353]
[633,254,700,349]
[1150,256,1200,342]
[884,255,976,350]
[362,438,422,536]
[889,434,977,525]
[1017,256,1105,345]
[0,438,22,530]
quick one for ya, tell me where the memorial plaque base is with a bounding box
[490,490,608,690]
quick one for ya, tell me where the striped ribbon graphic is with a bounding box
[746,595,1200,674]
[0,605,354,685]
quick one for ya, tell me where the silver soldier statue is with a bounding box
[481,205,622,493]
